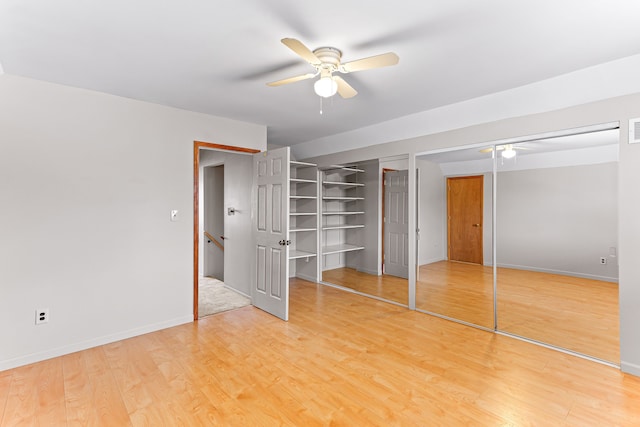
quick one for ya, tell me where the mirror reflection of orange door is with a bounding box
[447,176,483,264]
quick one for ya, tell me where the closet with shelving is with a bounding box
[289,160,320,281]
[320,165,366,273]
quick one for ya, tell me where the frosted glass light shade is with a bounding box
[501,148,516,159]
[314,77,338,98]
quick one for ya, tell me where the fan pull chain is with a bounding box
[319,96,323,115]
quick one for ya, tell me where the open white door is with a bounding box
[252,147,290,320]
[384,170,409,279]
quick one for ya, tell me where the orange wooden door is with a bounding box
[447,176,483,264]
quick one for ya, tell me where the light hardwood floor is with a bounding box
[322,267,408,305]
[416,261,619,363]
[1,278,638,426]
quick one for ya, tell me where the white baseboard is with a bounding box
[497,263,618,283]
[0,315,193,372]
[294,272,318,283]
[621,361,640,377]
[223,284,251,299]
[358,267,381,276]
[419,257,445,266]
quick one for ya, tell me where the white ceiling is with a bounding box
[2,0,640,147]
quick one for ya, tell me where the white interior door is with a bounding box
[384,170,409,279]
[252,147,290,320]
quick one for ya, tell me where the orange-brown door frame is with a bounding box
[193,141,260,320]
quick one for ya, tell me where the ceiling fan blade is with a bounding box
[267,73,316,87]
[281,38,322,66]
[334,76,357,98]
[340,52,399,73]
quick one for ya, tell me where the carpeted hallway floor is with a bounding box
[198,277,251,318]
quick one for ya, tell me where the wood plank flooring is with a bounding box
[1,278,637,426]
[323,263,618,363]
[322,267,408,305]
[417,261,494,328]
[416,261,619,363]
[497,265,619,363]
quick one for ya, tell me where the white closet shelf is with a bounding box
[322,244,365,255]
[289,249,317,260]
[322,196,364,201]
[290,195,317,199]
[291,178,317,183]
[290,212,317,216]
[290,160,317,168]
[323,211,364,215]
[290,227,316,232]
[320,165,365,174]
[322,181,364,188]
[323,224,365,230]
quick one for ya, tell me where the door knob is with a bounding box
[472,224,481,227]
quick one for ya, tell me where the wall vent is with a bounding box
[630,118,640,144]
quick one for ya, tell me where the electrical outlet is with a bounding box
[35,308,49,325]
[600,257,607,265]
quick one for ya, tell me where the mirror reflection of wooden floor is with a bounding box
[417,261,619,363]
[322,267,408,305]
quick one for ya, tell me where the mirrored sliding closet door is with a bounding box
[416,146,495,329]
[495,127,620,363]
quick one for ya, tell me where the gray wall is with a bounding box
[223,154,253,296]
[419,155,618,280]
[496,162,618,281]
[358,160,380,275]
[417,159,446,265]
[203,165,224,280]
[0,75,266,371]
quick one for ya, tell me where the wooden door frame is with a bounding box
[193,141,260,320]
[381,168,397,273]
[446,175,483,264]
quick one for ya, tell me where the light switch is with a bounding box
[170,210,179,222]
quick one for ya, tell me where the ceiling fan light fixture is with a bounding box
[314,76,338,98]
[501,147,517,159]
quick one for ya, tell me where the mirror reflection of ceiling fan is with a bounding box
[267,38,399,99]
[480,144,530,159]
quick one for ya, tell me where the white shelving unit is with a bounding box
[289,160,319,281]
[320,164,365,272]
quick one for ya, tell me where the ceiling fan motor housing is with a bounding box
[312,47,342,73]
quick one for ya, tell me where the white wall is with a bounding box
[0,75,266,370]
[304,91,640,376]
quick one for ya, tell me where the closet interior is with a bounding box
[287,156,409,306]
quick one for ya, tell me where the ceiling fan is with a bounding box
[267,38,399,99]
[480,144,530,159]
